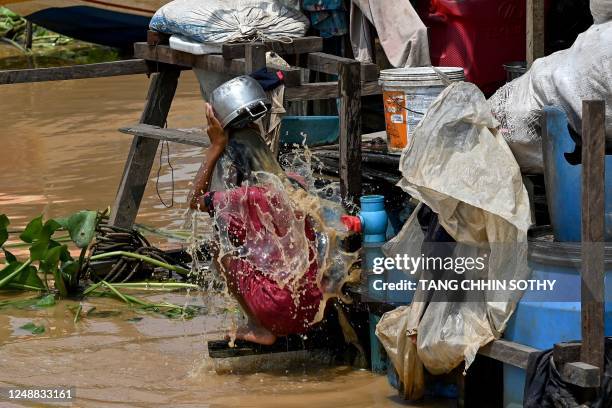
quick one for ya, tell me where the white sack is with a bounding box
[150,0,309,43]
[489,22,612,174]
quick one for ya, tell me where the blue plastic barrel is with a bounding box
[542,106,612,242]
[502,229,612,407]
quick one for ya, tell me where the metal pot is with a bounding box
[210,75,269,128]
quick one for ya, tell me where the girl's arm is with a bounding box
[189,103,228,212]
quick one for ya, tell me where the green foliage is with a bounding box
[0,214,9,247]
[19,322,45,335]
[0,211,99,296]
[55,211,97,248]
[0,7,25,39]
[35,294,55,308]
[0,211,200,321]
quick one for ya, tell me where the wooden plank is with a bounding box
[0,60,150,85]
[553,342,581,365]
[338,61,362,204]
[222,36,323,59]
[110,67,181,228]
[119,124,210,148]
[306,52,379,82]
[284,81,381,101]
[285,82,338,101]
[245,43,267,73]
[478,339,539,369]
[133,43,301,86]
[208,336,323,358]
[580,100,606,371]
[147,30,170,46]
[562,362,601,388]
[526,0,545,66]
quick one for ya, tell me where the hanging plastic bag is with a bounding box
[375,305,425,401]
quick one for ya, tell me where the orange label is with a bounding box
[383,90,408,150]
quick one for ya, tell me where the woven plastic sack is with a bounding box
[150,0,309,43]
[489,21,612,173]
[592,0,612,24]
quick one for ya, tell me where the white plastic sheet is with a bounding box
[378,82,532,375]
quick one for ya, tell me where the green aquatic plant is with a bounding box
[0,7,25,39]
[19,322,45,335]
[0,211,202,320]
[0,211,99,296]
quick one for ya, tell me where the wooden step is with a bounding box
[119,124,210,148]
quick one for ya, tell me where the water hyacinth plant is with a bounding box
[0,210,200,319]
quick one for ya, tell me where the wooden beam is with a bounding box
[245,43,267,73]
[580,100,606,371]
[338,61,362,204]
[553,342,581,365]
[478,339,539,369]
[526,0,545,66]
[0,60,150,85]
[222,36,323,59]
[110,67,181,228]
[563,362,601,388]
[133,43,301,86]
[147,30,170,46]
[284,81,381,101]
[119,124,210,148]
[306,52,379,82]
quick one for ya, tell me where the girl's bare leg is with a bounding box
[216,256,276,345]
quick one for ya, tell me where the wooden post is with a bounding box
[338,61,362,205]
[580,100,606,372]
[526,0,545,66]
[110,67,181,228]
[24,21,33,50]
[245,43,266,74]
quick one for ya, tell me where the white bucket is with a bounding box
[379,67,465,152]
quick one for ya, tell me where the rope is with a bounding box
[155,120,175,209]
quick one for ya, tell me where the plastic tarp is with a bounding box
[150,0,309,44]
[377,82,532,376]
[349,0,431,67]
[489,21,612,174]
[592,0,612,24]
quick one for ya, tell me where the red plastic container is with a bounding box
[418,0,527,95]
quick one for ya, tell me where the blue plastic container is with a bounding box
[279,116,339,146]
[502,230,612,407]
[542,106,612,242]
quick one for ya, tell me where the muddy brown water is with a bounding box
[0,70,454,407]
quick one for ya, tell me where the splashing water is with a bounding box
[183,131,360,338]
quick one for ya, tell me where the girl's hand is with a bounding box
[205,103,228,152]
